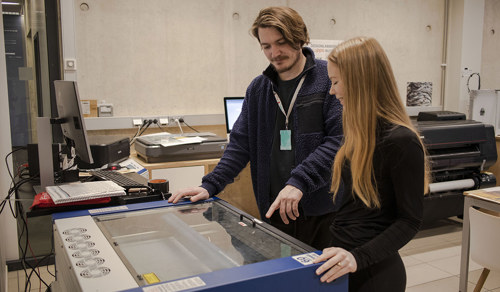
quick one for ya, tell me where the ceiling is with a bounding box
[2,0,23,15]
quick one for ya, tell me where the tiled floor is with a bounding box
[6,218,500,291]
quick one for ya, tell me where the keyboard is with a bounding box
[90,170,147,190]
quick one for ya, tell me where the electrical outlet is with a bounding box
[462,67,472,78]
[132,118,142,126]
[159,117,169,125]
[141,117,164,127]
[169,116,184,126]
[145,118,156,126]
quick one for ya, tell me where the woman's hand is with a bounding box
[313,247,357,283]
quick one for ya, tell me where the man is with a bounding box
[169,6,343,250]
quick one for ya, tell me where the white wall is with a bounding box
[459,0,485,114]
[62,0,448,118]
[481,0,500,90]
[444,0,464,112]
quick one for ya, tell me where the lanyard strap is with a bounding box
[272,74,306,130]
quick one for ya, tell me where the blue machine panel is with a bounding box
[52,199,347,291]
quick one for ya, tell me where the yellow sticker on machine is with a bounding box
[143,273,161,284]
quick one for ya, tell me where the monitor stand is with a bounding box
[37,117,55,189]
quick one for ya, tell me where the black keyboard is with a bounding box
[90,170,147,190]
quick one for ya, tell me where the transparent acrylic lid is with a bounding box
[93,200,312,284]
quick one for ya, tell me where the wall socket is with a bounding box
[132,117,170,127]
[159,117,169,125]
[462,67,473,78]
[169,116,184,126]
[132,118,143,126]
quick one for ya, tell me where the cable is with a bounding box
[138,119,153,136]
[179,118,200,133]
[467,72,480,93]
[26,217,43,291]
[5,147,24,181]
[1,147,32,215]
[3,148,55,290]
[129,119,148,145]
[153,119,165,131]
[130,119,154,146]
[175,118,184,134]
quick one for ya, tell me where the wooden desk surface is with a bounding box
[132,155,260,219]
[465,186,500,204]
[133,154,220,170]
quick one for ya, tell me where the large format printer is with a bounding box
[415,115,497,223]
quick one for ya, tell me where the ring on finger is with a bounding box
[337,261,343,267]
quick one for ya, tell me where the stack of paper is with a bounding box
[46,181,126,204]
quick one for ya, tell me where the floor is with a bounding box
[6,218,500,292]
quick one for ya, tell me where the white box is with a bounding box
[469,90,498,134]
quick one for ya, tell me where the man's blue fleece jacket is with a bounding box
[201,47,344,221]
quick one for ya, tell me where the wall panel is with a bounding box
[73,0,447,117]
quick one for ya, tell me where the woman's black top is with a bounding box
[330,121,425,271]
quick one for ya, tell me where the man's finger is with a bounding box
[286,201,297,221]
[265,201,279,218]
[280,207,289,224]
[292,200,300,217]
[191,192,208,202]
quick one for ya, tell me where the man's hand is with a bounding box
[313,247,357,283]
[168,186,209,204]
[265,185,303,224]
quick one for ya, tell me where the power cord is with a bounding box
[467,72,481,93]
[130,119,153,146]
[175,118,184,134]
[129,117,199,145]
[178,118,200,133]
[138,119,154,136]
[2,147,54,291]
[152,118,164,131]
[129,120,148,145]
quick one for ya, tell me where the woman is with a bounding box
[312,37,430,291]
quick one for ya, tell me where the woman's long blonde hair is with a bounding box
[329,37,430,208]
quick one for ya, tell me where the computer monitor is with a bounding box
[223,97,244,133]
[54,80,94,165]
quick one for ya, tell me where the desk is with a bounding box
[135,154,220,180]
[11,172,147,265]
[459,188,500,291]
[135,155,261,219]
[26,172,148,218]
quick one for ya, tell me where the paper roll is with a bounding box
[428,179,476,193]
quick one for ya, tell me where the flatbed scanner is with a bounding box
[134,132,228,163]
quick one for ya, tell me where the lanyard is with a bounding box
[272,74,306,130]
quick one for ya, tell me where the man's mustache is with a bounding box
[272,56,288,62]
